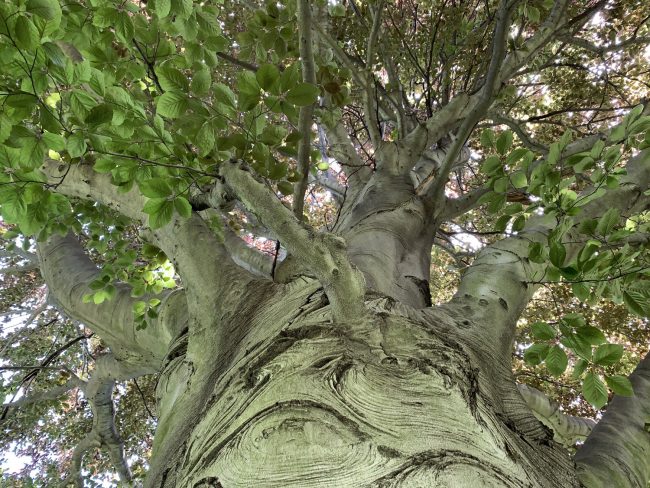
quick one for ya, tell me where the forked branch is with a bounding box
[220,160,366,321]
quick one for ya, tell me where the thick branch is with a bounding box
[64,432,100,488]
[498,0,571,80]
[220,161,366,321]
[575,352,650,488]
[399,93,471,173]
[452,149,649,356]
[518,384,595,447]
[309,170,345,200]
[37,233,185,365]
[222,225,274,277]
[488,113,549,154]
[42,160,254,316]
[440,187,490,221]
[362,1,385,148]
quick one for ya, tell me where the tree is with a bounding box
[1,0,649,486]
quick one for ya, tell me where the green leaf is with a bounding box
[89,279,105,290]
[238,71,260,96]
[174,197,192,218]
[572,358,588,379]
[496,130,513,155]
[67,132,86,158]
[93,290,108,304]
[494,215,510,232]
[547,142,561,165]
[546,345,568,376]
[85,104,113,127]
[583,372,608,409]
[277,181,293,196]
[593,343,624,366]
[143,198,174,229]
[531,322,555,340]
[158,66,189,92]
[195,122,215,156]
[0,115,12,145]
[549,241,566,267]
[623,288,650,317]
[481,155,502,175]
[256,63,280,91]
[139,178,173,198]
[133,301,147,316]
[596,208,620,236]
[115,12,134,43]
[214,83,236,108]
[94,158,115,173]
[27,0,62,21]
[604,375,634,397]
[93,7,118,28]
[191,69,211,96]
[156,0,171,18]
[510,171,527,189]
[15,15,40,50]
[572,282,590,302]
[528,242,545,263]
[527,6,540,22]
[524,343,550,366]
[286,83,319,106]
[480,128,495,149]
[156,91,188,118]
[560,334,592,361]
[511,215,525,232]
[42,132,65,151]
[562,313,586,328]
[576,325,607,346]
[506,148,530,166]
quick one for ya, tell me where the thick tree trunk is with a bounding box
[146,278,579,488]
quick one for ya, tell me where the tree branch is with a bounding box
[518,384,595,447]
[292,0,317,221]
[561,35,650,55]
[419,0,512,201]
[41,160,255,317]
[37,233,184,365]
[488,113,549,154]
[395,93,472,177]
[220,160,366,321]
[60,354,154,487]
[320,119,372,192]
[451,148,649,357]
[222,224,274,277]
[216,51,259,72]
[0,262,39,275]
[575,351,650,488]
[3,376,84,409]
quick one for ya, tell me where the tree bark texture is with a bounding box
[37,145,650,488]
[147,279,579,488]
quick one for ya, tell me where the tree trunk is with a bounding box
[146,278,580,488]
